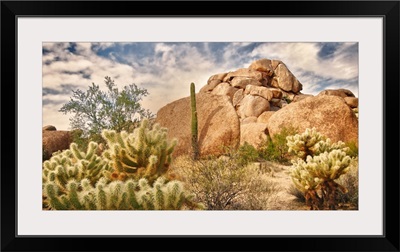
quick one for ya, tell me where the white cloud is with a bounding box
[43,42,359,131]
[250,42,358,82]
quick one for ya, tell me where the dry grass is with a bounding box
[170,156,358,211]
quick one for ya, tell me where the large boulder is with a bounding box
[318,88,355,98]
[42,130,72,160]
[271,63,303,93]
[155,92,240,157]
[248,58,274,76]
[267,95,358,145]
[211,82,238,101]
[240,123,269,148]
[224,68,264,82]
[237,95,270,119]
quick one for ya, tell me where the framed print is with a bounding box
[1,1,399,251]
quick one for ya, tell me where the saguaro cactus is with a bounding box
[190,82,199,160]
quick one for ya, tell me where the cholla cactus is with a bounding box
[286,127,348,160]
[43,142,111,191]
[101,119,177,184]
[44,176,204,210]
[288,128,353,210]
[42,142,111,209]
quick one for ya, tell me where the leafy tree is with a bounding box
[59,76,153,139]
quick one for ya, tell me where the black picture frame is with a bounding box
[1,1,399,251]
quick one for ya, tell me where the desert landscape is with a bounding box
[43,53,359,211]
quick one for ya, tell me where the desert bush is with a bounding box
[336,158,358,208]
[59,76,153,138]
[345,141,358,158]
[171,155,278,210]
[259,126,298,164]
[234,142,261,166]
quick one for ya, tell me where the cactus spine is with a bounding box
[190,82,199,160]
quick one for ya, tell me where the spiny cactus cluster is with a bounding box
[44,176,203,210]
[43,119,202,210]
[42,142,111,191]
[286,127,348,161]
[101,119,177,183]
[287,128,353,210]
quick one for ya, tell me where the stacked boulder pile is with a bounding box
[156,58,358,157]
[156,58,359,157]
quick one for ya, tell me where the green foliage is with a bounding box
[190,82,200,160]
[235,142,260,166]
[171,155,278,210]
[288,128,354,210]
[259,126,298,164]
[283,96,292,104]
[44,176,203,210]
[59,76,153,138]
[345,141,358,158]
[101,119,178,184]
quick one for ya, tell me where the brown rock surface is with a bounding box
[292,94,314,102]
[267,95,358,144]
[42,130,72,160]
[230,76,262,89]
[155,92,240,157]
[240,123,269,148]
[248,58,274,76]
[344,97,358,108]
[257,111,275,124]
[43,125,57,131]
[271,63,302,92]
[318,89,355,98]
[224,68,264,82]
[241,116,258,125]
[211,82,238,101]
[237,95,270,118]
[244,85,273,101]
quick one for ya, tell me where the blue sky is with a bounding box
[42,42,358,130]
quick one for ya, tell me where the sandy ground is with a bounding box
[260,161,309,210]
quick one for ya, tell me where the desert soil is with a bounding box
[261,161,309,210]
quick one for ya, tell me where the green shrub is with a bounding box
[235,142,261,166]
[259,126,298,164]
[345,141,358,158]
[59,76,153,138]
